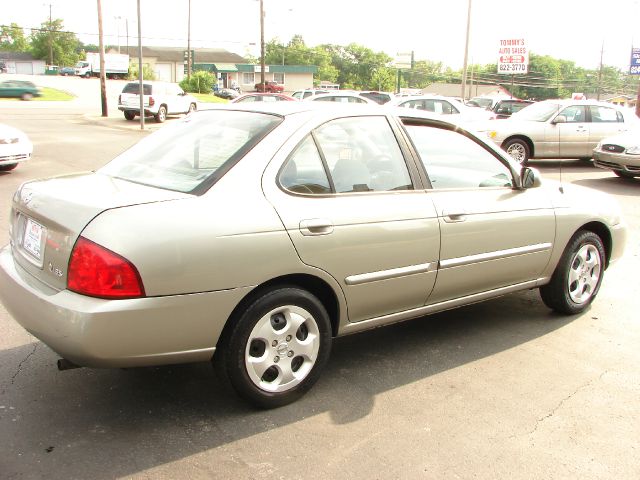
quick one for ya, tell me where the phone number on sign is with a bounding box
[498,63,527,73]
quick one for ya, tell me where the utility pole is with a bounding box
[260,0,265,87]
[96,0,108,117]
[460,0,472,101]
[137,0,144,130]
[187,0,192,80]
[597,40,604,101]
[48,3,53,66]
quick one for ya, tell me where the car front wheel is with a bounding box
[188,103,197,114]
[504,138,530,165]
[215,287,332,408]
[540,231,606,315]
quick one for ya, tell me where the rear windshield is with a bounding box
[99,110,282,194]
[122,83,152,95]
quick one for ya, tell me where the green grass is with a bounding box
[0,87,74,101]
[191,93,229,104]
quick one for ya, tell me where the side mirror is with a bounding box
[552,115,567,124]
[521,166,542,189]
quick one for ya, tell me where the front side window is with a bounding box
[559,105,586,123]
[404,123,513,189]
[279,116,413,194]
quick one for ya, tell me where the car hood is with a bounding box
[9,173,190,291]
[598,130,640,148]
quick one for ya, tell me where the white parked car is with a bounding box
[0,123,33,172]
[118,81,198,123]
[304,92,378,104]
[391,95,494,122]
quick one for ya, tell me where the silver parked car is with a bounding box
[593,129,640,178]
[0,103,627,408]
[391,95,494,122]
[481,99,635,165]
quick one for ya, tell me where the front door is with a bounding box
[401,120,556,303]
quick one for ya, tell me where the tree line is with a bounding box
[2,21,638,101]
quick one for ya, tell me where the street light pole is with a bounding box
[114,16,121,53]
[187,0,192,80]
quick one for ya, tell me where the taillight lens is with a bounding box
[149,96,155,106]
[118,94,121,104]
[68,237,145,299]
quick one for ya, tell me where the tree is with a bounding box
[30,18,82,66]
[0,23,28,52]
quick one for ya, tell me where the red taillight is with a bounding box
[68,237,145,299]
[149,96,155,106]
[118,94,121,103]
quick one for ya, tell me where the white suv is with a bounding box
[118,82,198,123]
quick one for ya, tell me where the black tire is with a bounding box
[0,163,18,172]
[613,170,637,179]
[188,103,197,114]
[154,105,167,123]
[215,287,332,408]
[504,138,531,166]
[123,111,136,121]
[540,231,606,315]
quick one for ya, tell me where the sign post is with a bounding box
[631,48,640,118]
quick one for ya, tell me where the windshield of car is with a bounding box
[99,110,282,194]
[511,102,561,122]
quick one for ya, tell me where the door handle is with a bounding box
[299,219,334,236]
[442,210,467,223]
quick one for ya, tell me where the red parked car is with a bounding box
[255,81,285,93]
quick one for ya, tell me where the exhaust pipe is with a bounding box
[57,358,82,371]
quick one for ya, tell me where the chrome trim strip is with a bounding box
[440,242,552,269]
[345,262,435,286]
[341,279,543,335]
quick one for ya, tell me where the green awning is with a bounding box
[214,63,238,72]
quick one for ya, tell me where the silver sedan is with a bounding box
[593,130,640,178]
[480,99,636,165]
[0,103,627,407]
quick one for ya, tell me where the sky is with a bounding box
[4,0,639,71]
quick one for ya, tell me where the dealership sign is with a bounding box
[497,38,529,74]
[630,48,640,75]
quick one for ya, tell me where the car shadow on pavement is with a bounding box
[0,289,575,479]
[573,176,640,197]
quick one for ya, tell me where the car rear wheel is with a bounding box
[215,287,332,408]
[504,138,530,165]
[155,105,167,123]
[539,231,605,315]
[123,111,136,121]
[613,170,637,179]
[188,103,197,114]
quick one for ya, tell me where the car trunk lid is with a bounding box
[9,172,189,291]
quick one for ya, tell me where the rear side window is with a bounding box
[122,83,152,95]
[100,111,282,194]
[279,116,413,194]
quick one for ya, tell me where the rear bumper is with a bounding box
[0,244,250,368]
[118,106,155,116]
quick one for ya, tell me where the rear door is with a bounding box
[587,104,629,149]
[263,114,440,323]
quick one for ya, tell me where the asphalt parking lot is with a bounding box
[0,78,639,479]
